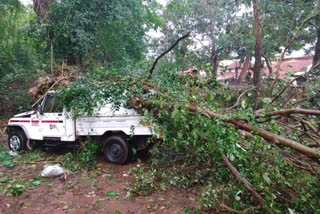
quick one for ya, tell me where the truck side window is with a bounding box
[43,95,63,113]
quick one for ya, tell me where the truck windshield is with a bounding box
[43,95,63,113]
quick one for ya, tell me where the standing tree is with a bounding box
[252,0,262,85]
[153,0,241,77]
[238,54,251,83]
[313,15,320,69]
[31,0,159,68]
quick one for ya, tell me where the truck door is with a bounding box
[39,94,65,139]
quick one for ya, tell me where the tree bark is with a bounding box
[238,55,251,83]
[313,27,320,70]
[261,109,320,117]
[252,0,262,85]
[235,62,239,80]
[50,42,54,74]
[210,41,219,77]
[32,0,55,20]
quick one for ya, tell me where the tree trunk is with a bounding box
[252,0,262,85]
[210,41,219,77]
[238,55,251,83]
[313,28,320,70]
[50,42,54,74]
[33,0,55,20]
[263,55,273,75]
[235,62,239,80]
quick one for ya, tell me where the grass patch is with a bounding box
[21,149,47,162]
[0,150,14,168]
[0,175,40,197]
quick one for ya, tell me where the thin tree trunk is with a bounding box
[50,41,54,74]
[313,28,320,70]
[252,0,262,85]
[210,41,219,77]
[235,62,239,80]
[263,55,273,75]
[238,55,251,83]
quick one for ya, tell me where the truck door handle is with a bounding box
[58,113,62,116]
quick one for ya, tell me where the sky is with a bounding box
[20,0,32,6]
[20,0,168,6]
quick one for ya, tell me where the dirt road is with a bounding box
[0,132,198,214]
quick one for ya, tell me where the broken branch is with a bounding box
[129,97,320,158]
[227,86,258,110]
[148,32,191,77]
[193,106,320,158]
[219,203,257,214]
[262,109,320,117]
[271,60,320,103]
[221,153,264,207]
[32,76,72,108]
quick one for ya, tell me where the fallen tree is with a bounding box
[52,67,320,212]
[29,34,320,213]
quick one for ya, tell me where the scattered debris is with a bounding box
[84,191,96,198]
[106,191,119,197]
[33,181,41,186]
[8,151,18,157]
[41,164,65,177]
[29,65,78,100]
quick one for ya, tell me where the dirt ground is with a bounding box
[0,131,198,214]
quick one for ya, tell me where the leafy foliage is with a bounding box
[63,139,102,171]
[0,1,39,117]
[58,64,320,213]
[0,150,14,168]
[304,75,320,109]
[30,0,159,66]
[0,178,31,197]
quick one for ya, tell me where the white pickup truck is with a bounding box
[6,91,154,164]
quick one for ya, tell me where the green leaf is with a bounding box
[241,100,247,109]
[262,97,272,104]
[106,191,119,197]
[263,174,271,185]
[33,181,41,186]
[288,208,296,214]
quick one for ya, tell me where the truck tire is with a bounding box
[8,130,27,151]
[103,135,129,165]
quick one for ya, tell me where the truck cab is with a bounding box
[7,91,154,164]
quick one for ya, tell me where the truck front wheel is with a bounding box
[103,135,129,165]
[8,130,27,151]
